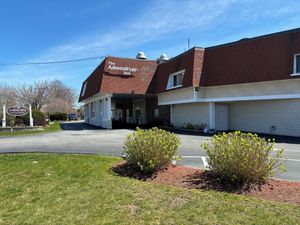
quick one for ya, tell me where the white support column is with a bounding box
[107,97,112,120]
[209,102,216,130]
[2,105,6,128]
[106,97,112,129]
[29,105,33,127]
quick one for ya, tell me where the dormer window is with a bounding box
[292,54,300,76]
[166,69,185,90]
[81,82,87,97]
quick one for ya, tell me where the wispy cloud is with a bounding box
[0,0,233,89]
[0,0,299,91]
[41,0,233,60]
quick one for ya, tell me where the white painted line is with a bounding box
[274,148,300,153]
[181,156,203,159]
[201,156,210,170]
[280,158,300,162]
[181,155,211,170]
[181,155,300,162]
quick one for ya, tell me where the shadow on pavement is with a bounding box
[59,122,104,131]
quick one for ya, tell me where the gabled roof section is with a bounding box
[79,56,158,102]
[78,58,106,102]
[201,27,300,86]
[100,56,157,94]
[153,47,205,93]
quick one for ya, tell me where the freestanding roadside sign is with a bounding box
[2,104,33,128]
[7,106,28,116]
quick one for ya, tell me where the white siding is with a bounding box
[202,79,300,99]
[172,102,210,128]
[83,94,113,129]
[158,87,195,105]
[229,99,300,137]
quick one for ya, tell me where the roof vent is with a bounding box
[136,51,147,60]
[158,54,169,63]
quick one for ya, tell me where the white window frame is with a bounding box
[291,54,300,76]
[166,69,185,90]
[81,82,87,96]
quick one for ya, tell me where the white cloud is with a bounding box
[10,0,300,90]
[0,0,233,90]
[40,0,233,61]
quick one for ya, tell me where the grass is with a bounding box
[0,154,299,225]
[0,122,61,136]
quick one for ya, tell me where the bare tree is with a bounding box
[43,80,76,113]
[0,83,16,107]
[16,80,50,110]
[12,79,76,113]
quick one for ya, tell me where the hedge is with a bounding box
[50,112,68,121]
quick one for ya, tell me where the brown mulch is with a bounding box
[112,162,300,205]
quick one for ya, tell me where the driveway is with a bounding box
[0,121,299,182]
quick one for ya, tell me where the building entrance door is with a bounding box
[135,109,141,124]
[215,104,228,131]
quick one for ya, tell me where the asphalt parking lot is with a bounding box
[0,121,299,181]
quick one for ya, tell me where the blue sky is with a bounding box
[1,0,300,95]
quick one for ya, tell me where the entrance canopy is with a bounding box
[111,93,157,128]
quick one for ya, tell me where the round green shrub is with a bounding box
[49,112,67,121]
[21,110,46,126]
[123,127,180,174]
[202,131,286,185]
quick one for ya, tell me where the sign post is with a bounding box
[2,105,6,128]
[29,105,33,127]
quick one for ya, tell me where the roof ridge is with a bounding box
[106,55,157,62]
[207,27,300,50]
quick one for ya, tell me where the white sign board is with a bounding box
[6,106,29,116]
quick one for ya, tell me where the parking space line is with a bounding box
[280,158,300,162]
[181,156,203,158]
[182,155,300,162]
[274,148,300,153]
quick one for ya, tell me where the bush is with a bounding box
[50,112,68,121]
[21,110,47,127]
[202,131,286,185]
[3,110,46,127]
[184,122,194,129]
[123,127,180,174]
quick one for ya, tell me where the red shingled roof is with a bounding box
[153,47,204,93]
[201,28,300,86]
[79,56,158,102]
[79,28,300,102]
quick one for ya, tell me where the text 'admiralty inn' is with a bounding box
[79,28,300,137]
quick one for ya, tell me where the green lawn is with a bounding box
[0,122,61,136]
[0,154,299,225]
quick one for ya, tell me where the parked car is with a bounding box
[68,113,78,121]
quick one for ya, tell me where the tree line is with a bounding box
[0,80,77,114]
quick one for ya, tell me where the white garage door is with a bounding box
[229,99,300,137]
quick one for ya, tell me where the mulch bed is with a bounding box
[112,162,300,205]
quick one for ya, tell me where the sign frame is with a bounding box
[6,106,29,117]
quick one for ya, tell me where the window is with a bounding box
[166,70,185,90]
[81,82,87,97]
[91,101,96,118]
[293,54,300,75]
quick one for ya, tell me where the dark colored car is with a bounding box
[68,113,78,121]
